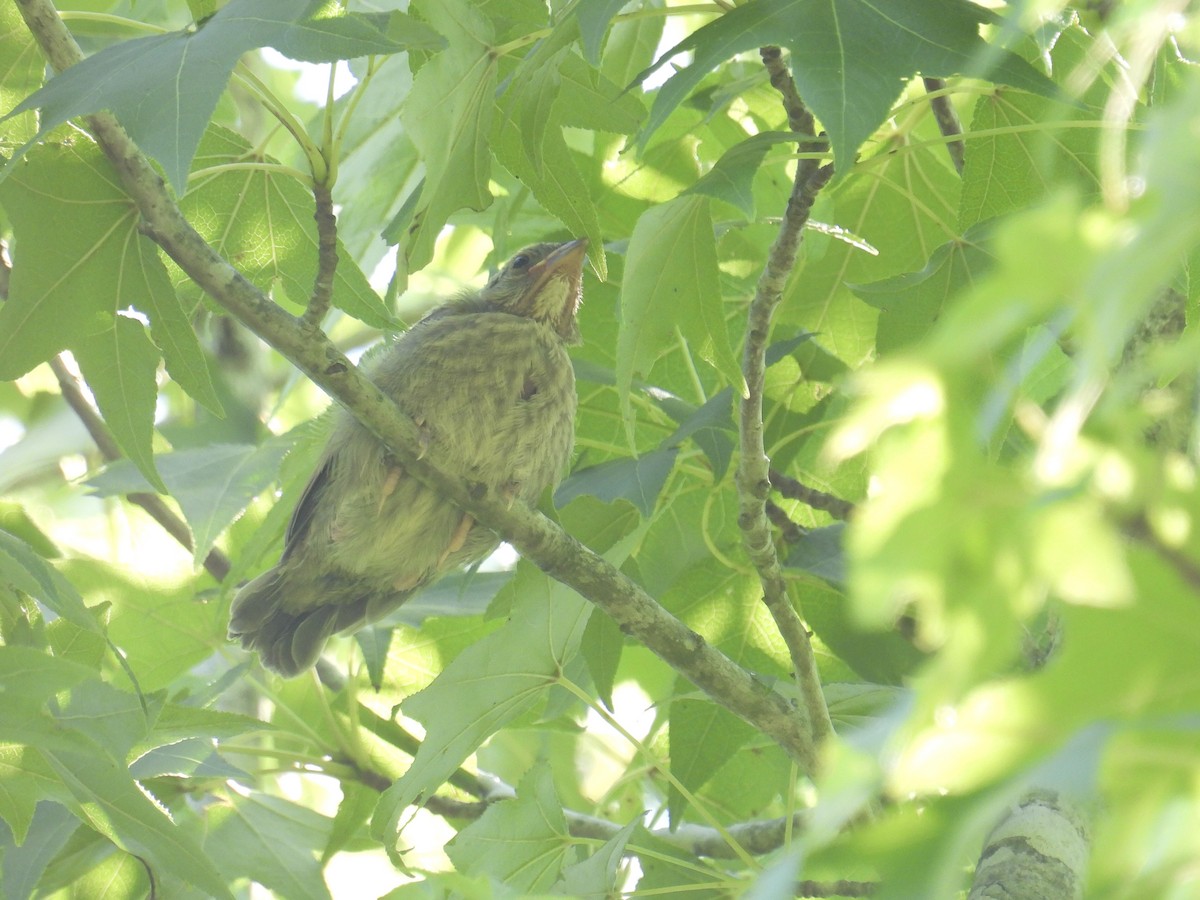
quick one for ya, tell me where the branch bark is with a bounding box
[16,0,817,774]
[968,790,1090,899]
[738,46,834,744]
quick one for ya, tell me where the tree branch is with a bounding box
[922,77,965,175]
[770,468,855,521]
[303,179,338,327]
[968,790,1090,899]
[16,0,817,774]
[738,46,834,744]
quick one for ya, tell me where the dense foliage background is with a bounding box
[2,0,1198,897]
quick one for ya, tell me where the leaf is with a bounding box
[959,28,1104,230]
[0,530,101,633]
[446,762,571,891]
[575,0,628,64]
[136,239,223,416]
[353,626,393,690]
[63,560,226,693]
[398,0,498,273]
[687,131,797,219]
[0,3,42,145]
[554,447,679,517]
[129,739,249,781]
[0,502,59,559]
[637,0,1056,170]
[557,52,645,134]
[0,646,97,710]
[73,316,167,494]
[202,792,332,900]
[617,195,744,440]
[0,746,68,846]
[492,110,607,279]
[555,817,638,896]
[181,127,394,329]
[370,563,592,857]
[271,11,444,63]
[851,229,998,354]
[0,801,79,900]
[784,523,846,587]
[87,440,292,566]
[1,0,427,192]
[40,749,232,899]
[581,607,625,711]
[667,697,757,824]
[0,142,159,381]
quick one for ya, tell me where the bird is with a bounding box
[229,238,588,677]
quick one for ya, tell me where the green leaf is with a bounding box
[0,530,101,633]
[0,142,151,381]
[1,2,431,194]
[270,10,443,63]
[129,739,248,780]
[353,626,393,690]
[851,229,998,354]
[2,0,321,192]
[446,762,571,891]
[687,131,796,219]
[492,110,607,279]
[182,127,394,329]
[959,28,1104,230]
[136,242,223,416]
[0,502,59,559]
[87,440,291,566]
[203,792,332,900]
[637,0,1056,170]
[39,749,231,899]
[371,563,592,856]
[0,801,79,900]
[581,607,624,711]
[555,817,638,896]
[63,560,226,693]
[555,447,679,517]
[73,316,166,494]
[398,0,497,273]
[617,195,745,440]
[0,645,97,709]
[0,3,42,145]
[575,0,628,64]
[0,745,68,846]
[667,696,757,824]
[322,781,376,865]
[557,52,646,134]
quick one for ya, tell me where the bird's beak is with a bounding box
[527,237,588,300]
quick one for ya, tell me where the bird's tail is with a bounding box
[228,569,349,677]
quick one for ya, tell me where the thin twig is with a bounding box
[737,47,834,744]
[765,500,806,544]
[922,77,965,174]
[770,468,855,521]
[47,357,232,582]
[303,179,338,327]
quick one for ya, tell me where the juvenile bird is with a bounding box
[229,239,587,676]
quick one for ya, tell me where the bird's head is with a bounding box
[480,238,588,344]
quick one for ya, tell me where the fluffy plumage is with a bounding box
[229,239,587,676]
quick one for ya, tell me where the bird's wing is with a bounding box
[281,454,334,560]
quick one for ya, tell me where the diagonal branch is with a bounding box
[16,0,818,774]
[737,46,834,744]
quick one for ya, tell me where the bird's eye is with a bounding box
[510,254,531,271]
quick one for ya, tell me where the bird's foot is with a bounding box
[438,513,475,566]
